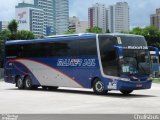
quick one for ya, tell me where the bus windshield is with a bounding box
[121,49,151,75]
[98,35,151,77]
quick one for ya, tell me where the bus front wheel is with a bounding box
[93,78,107,95]
[120,90,133,95]
[16,77,24,89]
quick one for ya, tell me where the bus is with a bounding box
[4,33,152,95]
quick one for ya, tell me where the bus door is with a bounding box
[149,47,159,77]
[114,46,124,74]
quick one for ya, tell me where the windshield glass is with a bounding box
[121,49,151,75]
[150,55,158,63]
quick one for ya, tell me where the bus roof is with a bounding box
[5,33,96,45]
[99,33,144,37]
[5,33,144,45]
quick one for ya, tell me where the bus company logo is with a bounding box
[18,11,27,24]
[18,11,26,19]
[57,59,96,67]
[108,80,117,89]
[127,46,148,50]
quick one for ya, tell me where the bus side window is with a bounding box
[6,45,21,58]
[78,38,97,56]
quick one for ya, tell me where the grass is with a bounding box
[153,78,160,83]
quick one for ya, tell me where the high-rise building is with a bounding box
[88,3,107,33]
[108,2,130,33]
[15,2,44,37]
[16,0,69,36]
[55,0,69,34]
[69,16,88,33]
[69,16,79,32]
[76,21,88,33]
[108,5,115,33]
[34,0,55,35]
[150,8,160,29]
[0,21,9,32]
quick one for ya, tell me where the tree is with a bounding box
[16,30,36,40]
[143,26,160,47]
[0,19,36,40]
[0,30,10,67]
[8,19,18,34]
[0,30,11,64]
[0,30,11,41]
[86,26,102,33]
[7,19,18,40]
[132,27,143,35]
[122,26,160,48]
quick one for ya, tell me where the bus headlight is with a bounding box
[147,75,153,80]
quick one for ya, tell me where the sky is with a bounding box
[0,0,160,29]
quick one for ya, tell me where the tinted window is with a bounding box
[6,38,97,58]
[78,38,97,56]
[48,40,79,57]
[6,45,22,58]
[99,36,118,76]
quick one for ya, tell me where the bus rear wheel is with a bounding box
[24,76,33,90]
[93,78,107,95]
[16,77,24,89]
[120,90,133,95]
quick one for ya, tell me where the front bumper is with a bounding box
[117,80,152,90]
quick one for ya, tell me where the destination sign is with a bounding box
[123,46,148,50]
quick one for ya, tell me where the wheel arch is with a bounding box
[23,75,30,81]
[91,77,101,88]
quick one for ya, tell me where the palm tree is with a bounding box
[8,19,18,40]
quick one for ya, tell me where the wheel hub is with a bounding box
[17,79,22,87]
[95,81,104,92]
[26,79,31,88]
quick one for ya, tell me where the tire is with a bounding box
[16,77,24,89]
[24,76,33,90]
[93,78,107,95]
[120,90,133,95]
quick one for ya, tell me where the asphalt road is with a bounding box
[0,80,160,114]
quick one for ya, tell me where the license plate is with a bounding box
[136,84,143,87]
